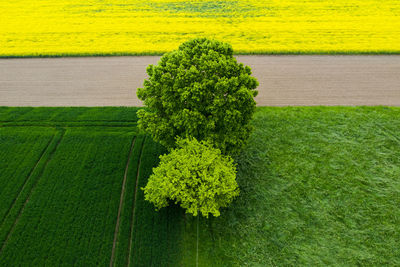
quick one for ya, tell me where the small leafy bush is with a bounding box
[142,138,239,217]
[137,38,258,155]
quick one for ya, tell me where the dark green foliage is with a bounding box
[137,38,258,155]
[143,138,239,217]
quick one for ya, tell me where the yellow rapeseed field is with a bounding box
[1,0,399,56]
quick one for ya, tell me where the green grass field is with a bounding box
[194,106,400,266]
[0,107,399,266]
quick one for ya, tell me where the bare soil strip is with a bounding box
[0,134,55,227]
[127,136,146,267]
[0,129,65,253]
[0,56,399,106]
[110,137,136,267]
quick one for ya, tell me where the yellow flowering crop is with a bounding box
[1,0,399,56]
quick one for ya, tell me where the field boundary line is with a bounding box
[127,136,146,267]
[110,136,136,267]
[0,124,137,128]
[0,129,65,254]
[0,133,55,228]
[0,120,137,123]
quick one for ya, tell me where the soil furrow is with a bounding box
[1,56,400,106]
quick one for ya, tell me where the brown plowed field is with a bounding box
[1,56,399,106]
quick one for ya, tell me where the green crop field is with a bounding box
[1,107,399,266]
[0,107,183,266]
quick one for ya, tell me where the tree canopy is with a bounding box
[137,38,258,155]
[142,138,239,217]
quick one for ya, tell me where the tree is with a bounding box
[137,38,258,155]
[142,138,239,217]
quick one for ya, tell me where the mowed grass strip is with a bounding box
[1,0,400,56]
[0,107,139,128]
[188,106,400,266]
[0,128,135,266]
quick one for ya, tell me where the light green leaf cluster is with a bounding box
[142,138,239,217]
[137,38,258,156]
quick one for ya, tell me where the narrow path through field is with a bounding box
[110,137,136,267]
[0,56,399,106]
[0,129,65,253]
[127,136,145,267]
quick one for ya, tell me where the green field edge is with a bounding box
[0,128,65,252]
[1,50,400,58]
[0,122,137,128]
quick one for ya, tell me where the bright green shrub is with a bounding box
[137,38,258,155]
[142,138,239,217]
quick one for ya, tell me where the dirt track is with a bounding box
[0,56,399,106]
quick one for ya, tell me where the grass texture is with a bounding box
[0,107,399,266]
[1,0,400,57]
[192,106,400,266]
